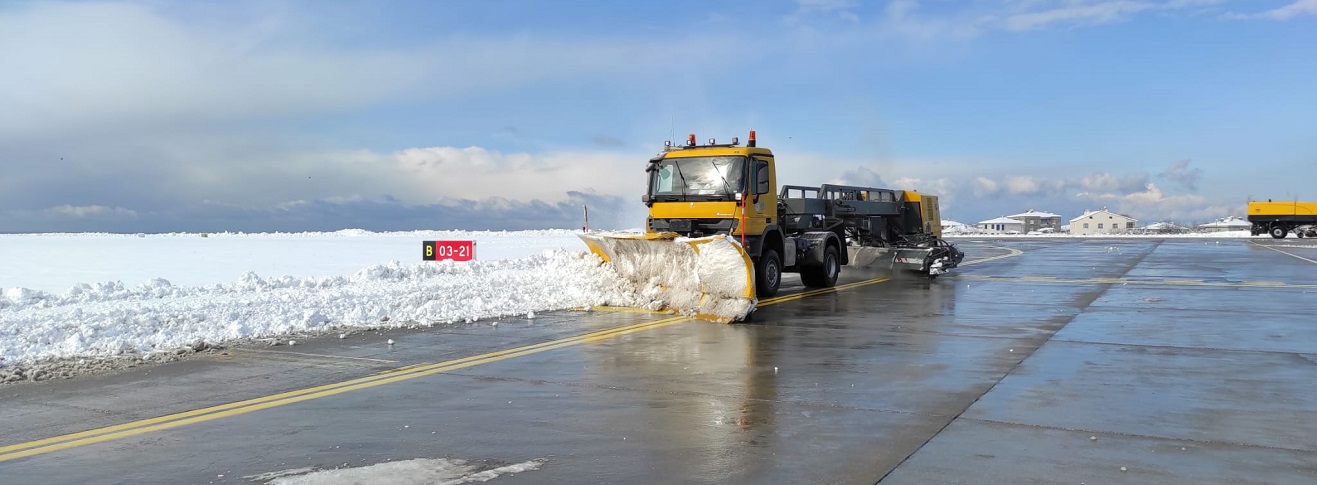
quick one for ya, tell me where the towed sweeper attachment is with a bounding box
[578,232,757,323]
[845,235,964,278]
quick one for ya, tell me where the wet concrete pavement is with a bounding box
[2,238,1315,484]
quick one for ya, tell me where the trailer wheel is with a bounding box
[800,244,840,288]
[755,249,782,297]
[1270,225,1288,239]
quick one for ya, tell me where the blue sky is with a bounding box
[2,0,1314,232]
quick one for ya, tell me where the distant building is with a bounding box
[941,220,969,234]
[1069,209,1137,236]
[1198,216,1251,233]
[1006,209,1064,234]
[977,216,1024,234]
[1143,221,1190,234]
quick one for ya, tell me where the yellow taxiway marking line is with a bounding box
[579,305,659,313]
[1,271,928,462]
[1250,241,1317,265]
[0,314,692,462]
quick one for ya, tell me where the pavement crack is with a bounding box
[1049,338,1316,357]
[960,416,1317,455]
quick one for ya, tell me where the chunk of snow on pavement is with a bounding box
[252,457,546,485]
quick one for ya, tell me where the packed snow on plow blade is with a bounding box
[578,232,757,322]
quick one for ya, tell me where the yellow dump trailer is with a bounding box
[1247,200,1317,238]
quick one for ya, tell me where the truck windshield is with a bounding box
[649,156,745,201]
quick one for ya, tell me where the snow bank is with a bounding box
[1,249,649,368]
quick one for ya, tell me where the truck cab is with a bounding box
[643,133,779,256]
[643,133,810,297]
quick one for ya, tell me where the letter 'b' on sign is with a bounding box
[422,240,476,261]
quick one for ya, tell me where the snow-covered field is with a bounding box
[0,228,1265,381]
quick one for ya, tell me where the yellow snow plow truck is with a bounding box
[581,131,963,322]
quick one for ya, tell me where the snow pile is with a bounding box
[1,249,650,369]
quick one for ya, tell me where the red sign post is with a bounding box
[422,240,476,261]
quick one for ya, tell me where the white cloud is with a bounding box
[0,3,424,140]
[1225,0,1317,20]
[392,146,637,203]
[1158,159,1203,191]
[790,0,862,23]
[831,166,889,188]
[43,205,138,219]
[0,2,735,141]
[891,177,957,207]
[1263,0,1317,19]
[1004,1,1153,31]
[860,0,1229,40]
[1078,172,1151,193]
[1077,182,1235,220]
[874,0,989,42]
[1004,176,1041,194]
[972,176,1001,196]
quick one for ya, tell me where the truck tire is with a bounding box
[800,244,840,288]
[1271,225,1288,239]
[755,249,782,297]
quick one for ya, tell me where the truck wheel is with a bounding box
[800,244,840,288]
[1271,226,1288,239]
[755,249,782,297]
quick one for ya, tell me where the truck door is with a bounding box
[743,157,776,236]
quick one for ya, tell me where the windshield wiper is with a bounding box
[712,159,735,198]
[672,161,688,199]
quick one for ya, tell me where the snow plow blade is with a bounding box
[579,232,756,322]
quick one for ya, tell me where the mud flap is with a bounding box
[579,232,757,322]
